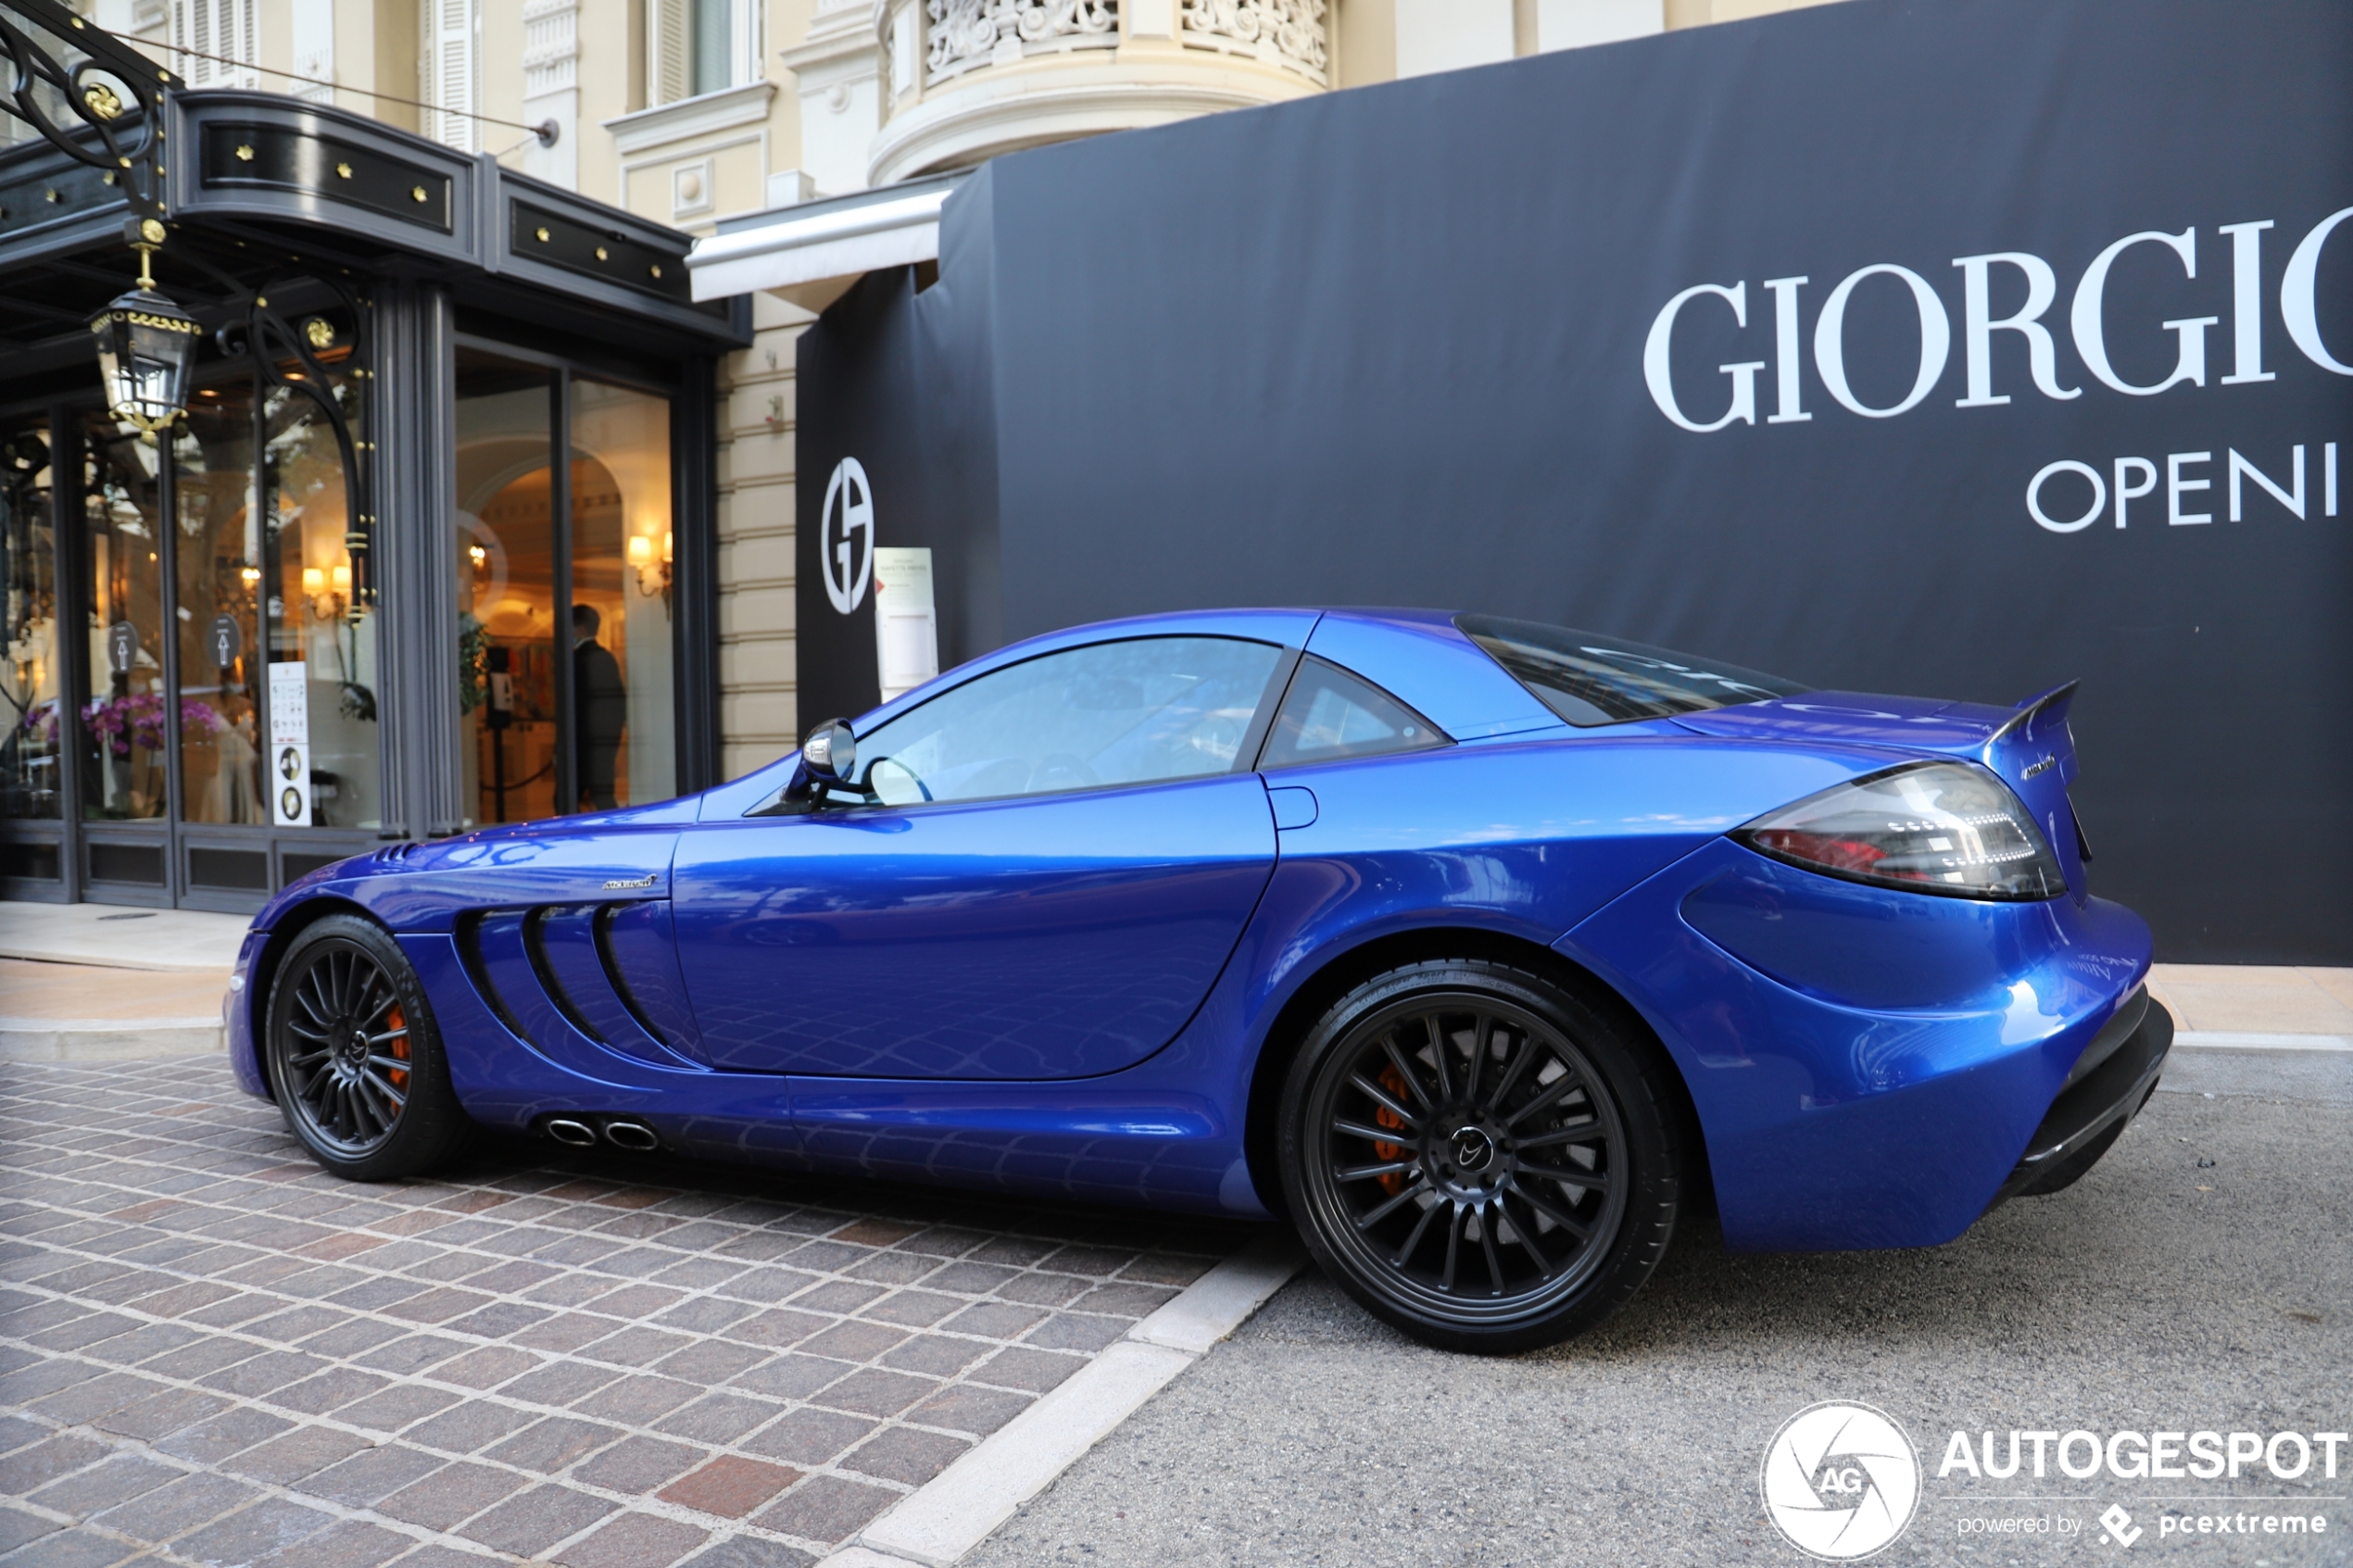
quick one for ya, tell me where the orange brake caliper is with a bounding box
[384,1005,410,1094]
[1372,1063,1412,1195]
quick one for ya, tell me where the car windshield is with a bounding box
[1455,615,1808,727]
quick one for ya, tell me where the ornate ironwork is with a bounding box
[219,275,378,716]
[0,0,175,232]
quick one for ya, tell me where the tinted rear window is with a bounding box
[1455,615,1808,727]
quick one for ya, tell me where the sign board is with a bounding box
[797,0,2353,962]
[206,614,242,670]
[873,546,938,702]
[268,660,310,828]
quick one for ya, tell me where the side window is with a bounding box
[1258,658,1447,771]
[852,636,1283,806]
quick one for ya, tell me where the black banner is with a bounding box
[799,0,2353,963]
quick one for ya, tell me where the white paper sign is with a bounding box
[268,660,311,827]
[872,546,938,702]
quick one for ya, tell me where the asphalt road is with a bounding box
[966,1051,2353,1568]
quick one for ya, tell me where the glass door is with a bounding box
[0,419,64,894]
[78,411,174,900]
[455,346,676,828]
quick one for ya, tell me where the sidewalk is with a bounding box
[0,903,247,1061]
[0,901,248,972]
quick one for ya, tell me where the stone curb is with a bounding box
[827,1234,1306,1568]
[0,1018,226,1060]
[2172,1031,2352,1052]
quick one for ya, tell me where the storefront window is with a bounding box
[1,423,58,821]
[82,415,170,821]
[456,352,558,826]
[570,380,673,809]
[174,383,263,824]
[264,378,381,830]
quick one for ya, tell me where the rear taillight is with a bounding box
[1734,761,2065,901]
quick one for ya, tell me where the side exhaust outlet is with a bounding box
[546,1118,598,1148]
[603,1120,661,1152]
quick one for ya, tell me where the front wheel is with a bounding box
[265,913,471,1180]
[1277,960,1685,1354]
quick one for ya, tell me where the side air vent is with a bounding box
[457,902,703,1071]
[455,910,531,1042]
[524,907,610,1046]
[373,842,419,865]
[595,904,681,1052]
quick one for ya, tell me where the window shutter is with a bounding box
[429,0,478,151]
[174,0,260,89]
[235,0,259,88]
[651,0,691,105]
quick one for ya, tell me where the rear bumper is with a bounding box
[1559,836,2157,1251]
[1996,987,2172,1202]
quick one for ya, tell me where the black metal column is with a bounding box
[47,406,82,902]
[671,357,720,795]
[549,371,574,816]
[373,279,463,841]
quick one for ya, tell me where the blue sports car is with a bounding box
[229,609,2170,1352]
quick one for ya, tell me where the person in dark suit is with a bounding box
[572,604,627,809]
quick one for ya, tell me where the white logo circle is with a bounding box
[820,457,875,615]
[1759,1401,1920,1561]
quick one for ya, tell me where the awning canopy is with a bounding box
[686,171,967,313]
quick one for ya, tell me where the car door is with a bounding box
[670,635,1290,1080]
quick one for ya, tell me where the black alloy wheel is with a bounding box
[266,913,471,1180]
[1278,960,1685,1353]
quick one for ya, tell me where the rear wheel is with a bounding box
[1277,960,1683,1353]
[266,914,471,1180]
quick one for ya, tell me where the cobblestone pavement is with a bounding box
[0,1058,1252,1567]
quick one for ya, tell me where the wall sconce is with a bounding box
[628,530,673,608]
[303,563,350,621]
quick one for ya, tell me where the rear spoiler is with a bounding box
[1982,680,2081,793]
[1986,680,2078,747]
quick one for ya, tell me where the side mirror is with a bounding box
[799,719,857,792]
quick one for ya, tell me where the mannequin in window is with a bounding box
[572,604,626,810]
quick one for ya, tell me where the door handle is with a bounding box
[1267,785,1318,831]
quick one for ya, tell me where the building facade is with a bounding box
[0,0,1839,909]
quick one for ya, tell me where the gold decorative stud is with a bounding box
[535,226,550,242]
[83,82,122,119]
[140,219,166,245]
[235,144,255,160]
[304,318,334,349]
[335,161,352,179]
[649,264,662,278]
[411,185,427,202]
[595,246,609,260]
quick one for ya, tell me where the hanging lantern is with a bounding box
[88,224,201,435]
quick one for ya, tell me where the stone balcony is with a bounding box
[862,0,1329,186]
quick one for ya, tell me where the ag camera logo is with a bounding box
[1761,1401,1922,1560]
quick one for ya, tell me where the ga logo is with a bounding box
[1760,1401,1922,1561]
